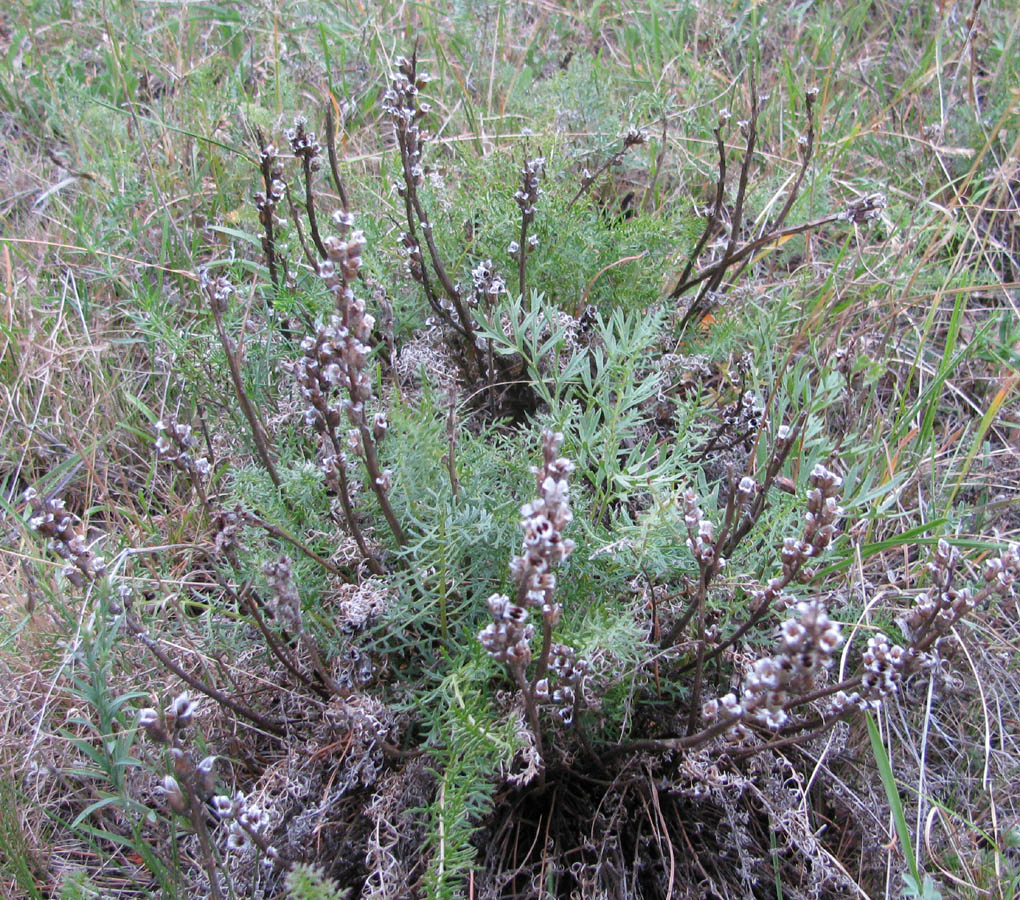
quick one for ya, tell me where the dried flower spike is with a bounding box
[24,487,106,587]
[480,430,583,767]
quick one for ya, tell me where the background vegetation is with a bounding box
[1,0,1018,897]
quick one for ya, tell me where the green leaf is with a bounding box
[866,711,920,886]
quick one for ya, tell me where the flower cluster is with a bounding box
[535,643,591,725]
[781,463,843,579]
[861,633,906,695]
[829,542,969,713]
[704,599,843,735]
[293,213,375,439]
[774,422,795,451]
[24,487,106,587]
[469,259,508,310]
[381,50,483,372]
[211,792,275,857]
[832,539,1016,715]
[737,462,843,616]
[137,690,196,745]
[160,754,215,816]
[843,192,886,224]
[140,693,214,814]
[263,556,301,630]
[479,592,534,670]
[319,211,365,285]
[384,50,430,284]
[201,269,233,315]
[214,506,242,561]
[722,389,764,433]
[154,418,211,481]
[262,553,353,696]
[400,229,425,284]
[511,430,577,617]
[983,542,1020,593]
[289,209,404,561]
[831,633,915,714]
[510,153,545,288]
[480,430,576,665]
[512,158,544,238]
[735,475,757,507]
[310,213,391,481]
[292,317,350,433]
[139,692,279,862]
[682,489,723,573]
[622,126,650,149]
[382,55,432,195]
[254,145,285,236]
[285,117,321,170]
[901,584,977,647]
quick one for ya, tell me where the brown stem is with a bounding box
[206,286,281,489]
[531,614,555,696]
[234,586,326,696]
[681,90,760,330]
[301,153,328,260]
[565,134,637,212]
[518,213,530,301]
[184,462,213,516]
[394,172,477,385]
[299,631,344,696]
[709,76,759,290]
[676,79,759,330]
[673,567,795,675]
[713,465,741,554]
[358,423,407,546]
[679,209,845,301]
[731,708,852,759]
[254,132,280,290]
[658,583,699,650]
[398,179,452,331]
[514,662,544,771]
[606,708,747,757]
[127,615,286,737]
[285,185,321,270]
[325,103,350,211]
[720,418,804,559]
[566,157,610,211]
[242,512,355,582]
[674,88,828,333]
[234,811,283,866]
[770,93,816,230]
[390,99,481,372]
[673,123,727,292]
[408,186,481,362]
[661,466,744,654]
[188,792,225,900]
[781,675,864,718]
[324,428,384,576]
[686,567,709,735]
[670,430,808,664]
